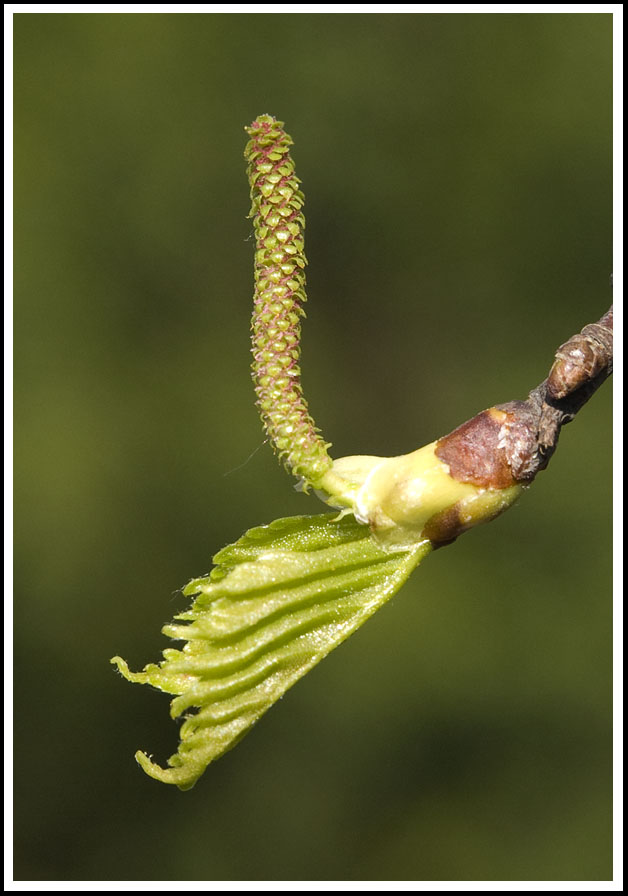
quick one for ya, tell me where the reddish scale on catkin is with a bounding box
[245,115,332,484]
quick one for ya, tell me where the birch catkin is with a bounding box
[245,115,333,485]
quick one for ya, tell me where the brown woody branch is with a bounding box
[435,306,613,489]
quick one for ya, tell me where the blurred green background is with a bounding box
[14,12,612,882]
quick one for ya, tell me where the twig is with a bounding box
[436,306,614,489]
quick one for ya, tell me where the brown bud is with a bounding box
[547,308,613,400]
[435,408,519,489]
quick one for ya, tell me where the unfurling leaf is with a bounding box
[112,513,431,789]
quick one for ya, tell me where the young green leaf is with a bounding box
[111,513,431,789]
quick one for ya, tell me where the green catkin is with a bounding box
[245,114,333,486]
